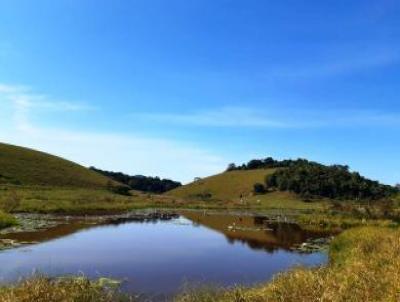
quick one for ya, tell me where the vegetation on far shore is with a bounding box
[90,167,182,193]
[264,160,397,200]
[228,157,398,200]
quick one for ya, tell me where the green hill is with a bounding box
[167,169,326,210]
[0,142,114,188]
[169,169,275,200]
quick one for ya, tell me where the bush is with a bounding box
[109,185,131,196]
[0,189,21,213]
[0,211,17,229]
[253,183,266,194]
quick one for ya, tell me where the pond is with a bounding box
[0,211,329,300]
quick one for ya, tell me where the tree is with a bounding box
[247,159,264,169]
[264,161,397,200]
[226,163,237,171]
[253,183,266,194]
[91,167,182,193]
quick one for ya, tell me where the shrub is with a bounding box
[253,183,266,194]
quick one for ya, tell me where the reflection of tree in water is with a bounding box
[225,236,278,253]
[224,218,330,253]
[182,212,331,253]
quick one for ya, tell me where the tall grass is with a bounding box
[0,276,133,302]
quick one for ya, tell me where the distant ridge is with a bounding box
[0,142,115,188]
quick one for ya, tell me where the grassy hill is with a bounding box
[168,169,274,200]
[0,142,114,188]
[167,169,327,210]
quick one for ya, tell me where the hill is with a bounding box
[0,142,115,188]
[166,169,326,210]
[167,158,398,210]
[168,169,274,201]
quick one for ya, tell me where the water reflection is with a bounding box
[182,211,330,253]
[0,212,329,299]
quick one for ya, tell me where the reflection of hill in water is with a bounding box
[0,221,97,243]
[182,211,330,253]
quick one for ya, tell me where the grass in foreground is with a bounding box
[0,276,131,302]
[176,226,400,302]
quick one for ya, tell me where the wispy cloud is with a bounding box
[135,107,288,128]
[0,84,226,183]
[132,106,400,129]
[0,84,95,132]
[269,48,400,78]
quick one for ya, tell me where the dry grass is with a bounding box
[0,276,132,302]
[168,169,274,201]
[176,226,400,302]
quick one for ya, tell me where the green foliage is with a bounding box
[265,161,397,200]
[91,167,181,193]
[107,183,131,196]
[253,183,266,194]
[227,157,308,171]
[0,211,17,229]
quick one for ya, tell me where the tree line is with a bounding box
[262,161,398,200]
[90,167,182,194]
[226,157,312,171]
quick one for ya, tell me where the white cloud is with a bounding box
[0,84,226,183]
[132,107,400,129]
[134,106,288,128]
[269,49,399,78]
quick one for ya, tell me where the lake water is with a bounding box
[0,211,328,300]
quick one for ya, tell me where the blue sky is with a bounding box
[0,0,399,184]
